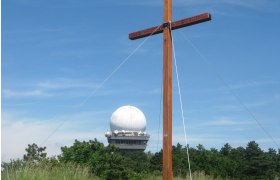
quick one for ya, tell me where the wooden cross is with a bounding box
[129,1,211,179]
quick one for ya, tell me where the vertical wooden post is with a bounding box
[128,3,211,180]
[163,0,172,179]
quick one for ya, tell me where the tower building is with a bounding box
[105,105,150,151]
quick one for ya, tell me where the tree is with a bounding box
[220,143,232,156]
[172,143,185,177]
[23,143,47,162]
[16,139,277,179]
[262,148,279,179]
[59,139,148,179]
[244,141,268,179]
[150,150,162,173]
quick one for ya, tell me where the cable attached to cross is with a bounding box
[179,31,279,150]
[39,24,163,147]
[170,28,193,180]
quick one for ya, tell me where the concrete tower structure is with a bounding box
[105,105,150,151]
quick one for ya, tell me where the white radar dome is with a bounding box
[110,105,147,132]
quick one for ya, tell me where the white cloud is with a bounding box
[3,77,151,100]
[2,78,100,99]
[2,119,54,161]
[204,118,253,126]
[185,80,280,95]
[2,89,52,98]
[37,78,98,90]
[226,80,280,90]
[1,111,109,162]
[213,96,280,112]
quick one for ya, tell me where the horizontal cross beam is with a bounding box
[129,13,211,40]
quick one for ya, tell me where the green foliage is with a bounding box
[23,143,47,162]
[146,171,228,180]
[1,161,97,180]
[2,140,280,180]
[150,150,162,172]
[1,159,26,174]
[52,140,280,179]
[59,139,150,179]
[170,141,280,179]
[242,141,280,179]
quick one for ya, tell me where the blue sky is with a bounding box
[2,0,280,161]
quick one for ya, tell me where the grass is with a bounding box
[147,172,228,180]
[1,162,99,180]
[2,163,227,180]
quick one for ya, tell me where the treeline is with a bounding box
[2,139,280,179]
[171,142,280,179]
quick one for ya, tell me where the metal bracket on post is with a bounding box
[162,21,172,29]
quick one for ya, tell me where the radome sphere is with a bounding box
[110,105,147,132]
